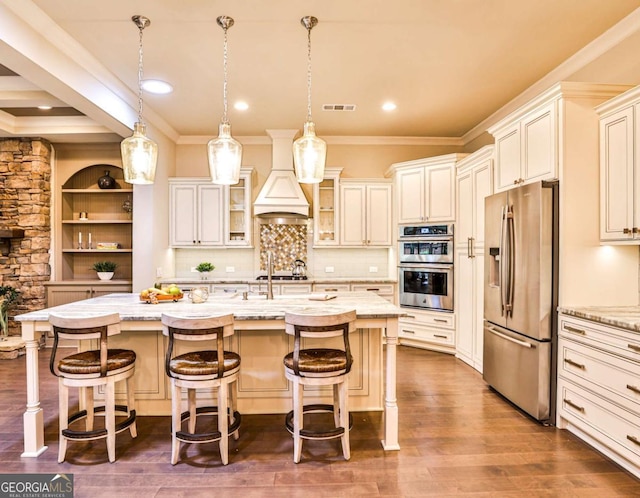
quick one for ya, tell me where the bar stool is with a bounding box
[48,312,137,463]
[162,313,241,465]
[283,309,357,463]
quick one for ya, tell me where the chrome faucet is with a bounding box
[266,251,274,300]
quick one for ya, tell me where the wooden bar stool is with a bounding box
[48,312,137,463]
[283,309,356,463]
[162,313,241,465]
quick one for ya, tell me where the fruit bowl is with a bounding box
[139,292,183,303]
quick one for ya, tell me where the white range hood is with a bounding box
[254,129,309,218]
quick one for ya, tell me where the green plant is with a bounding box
[195,262,215,273]
[0,286,19,337]
[92,261,117,273]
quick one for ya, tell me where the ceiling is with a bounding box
[0,0,640,144]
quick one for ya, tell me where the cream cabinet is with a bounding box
[225,169,254,246]
[313,168,342,246]
[557,313,640,479]
[46,283,132,307]
[454,146,493,372]
[388,154,464,224]
[339,180,392,246]
[596,87,640,242]
[169,180,224,247]
[398,308,455,354]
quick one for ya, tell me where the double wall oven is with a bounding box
[398,223,454,312]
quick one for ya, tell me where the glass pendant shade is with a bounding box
[293,121,327,183]
[121,122,158,185]
[207,122,243,185]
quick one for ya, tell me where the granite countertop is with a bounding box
[158,277,397,285]
[15,291,406,323]
[558,305,640,333]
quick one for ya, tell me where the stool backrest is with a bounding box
[161,313,235,379]
[284,309,357,375]
[48,312,121,377]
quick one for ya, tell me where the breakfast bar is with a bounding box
[15,291,404,458]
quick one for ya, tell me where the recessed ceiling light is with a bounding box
[382,102,397,111]
[234,101,249,111]
[37,105,52,110]
[141,79,173,94]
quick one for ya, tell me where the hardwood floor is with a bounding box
[1,345,639,497]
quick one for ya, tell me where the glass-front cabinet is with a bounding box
[225,168,254,246]
[313,168,342,246]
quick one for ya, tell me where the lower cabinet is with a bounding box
[398,309,456,354]
[350,283,396,304]
[46,283,132,307]
[557,313,640,479]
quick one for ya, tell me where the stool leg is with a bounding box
[333,384,340,428]
[171,380,181,465]
[126,374,137,438]
[339,378,350,460]
[58,378,69,463]
[229,379,239,441]
[187,388,197,434]
[293,380,303,463]
[105,379,116,463]
[218,382,229,465]
[84,386,95,431]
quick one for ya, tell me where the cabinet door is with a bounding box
[92,285,132,298]
[473,159,493,246]
[426,164,455,221]
[472,247,485,372]
[340,184,366,246]
[366,184,392,246]
[170,184,197,246]
[197,184,224,246]
[600,106,635,240]
[313,170,341,246]
[522,102,557,183]
[456,168,473,249]
[47,285,92,307]
[455,245,474,367]
[397,167,425,223]
[494,124,521,192]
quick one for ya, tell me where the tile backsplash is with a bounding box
[259,223,307,271]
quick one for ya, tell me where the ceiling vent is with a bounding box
[322,104,356,111]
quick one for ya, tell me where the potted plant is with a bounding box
[92,261,117,280]
[0,286,19,339]
[195,262,215,280]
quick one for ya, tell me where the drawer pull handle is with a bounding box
[325,288,338,292]
[402,329,415,335]
[434,318,447,323]
[628,344,640,353]
[563,399,585,413]
[627,384,640,395]
[565,325,586,335]
[627,435,640,446]
[406,315,416,319]
[434,334,448,339]
[366,288,380,292]
[564,358,585,370]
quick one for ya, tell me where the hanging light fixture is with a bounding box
[207,15,243,185]
[121,15,158,185]
[292,16,327,184]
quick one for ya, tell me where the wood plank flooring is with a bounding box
[1,345,639,497]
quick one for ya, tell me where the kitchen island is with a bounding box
[15,291,404,458]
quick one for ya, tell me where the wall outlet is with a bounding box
[369,266,378,273]
[226,266,235,273]
[190,267,198,272]
[156,267,163,278]
[325,266,335,273]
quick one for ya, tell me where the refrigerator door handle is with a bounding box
[486,325,534,349]
[499,205,507,316]
[505,205,515,316]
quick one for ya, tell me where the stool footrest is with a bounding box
[176,406,241,443]
[63,406,136,440]
[285,404,353,440]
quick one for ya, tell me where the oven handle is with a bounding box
[398,237,453,243]
[398,264,453,272]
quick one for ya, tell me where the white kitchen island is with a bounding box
[15,291,404,458]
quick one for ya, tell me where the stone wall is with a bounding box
[0,138,51,336]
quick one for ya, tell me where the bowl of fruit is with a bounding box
[139,284,183,303]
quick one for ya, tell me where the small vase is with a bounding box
[200,272,211,280]
[97,272,114,281]
[97,170,117,189]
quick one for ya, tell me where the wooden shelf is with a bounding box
[62,249,132,253]
[62,188,133,194]
[62,220,132,224]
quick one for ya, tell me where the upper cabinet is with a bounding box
[169,169,254,248]
[339,180,392,246]
[388,154,465,224]
[312,168,342,246]
[596,86,640,242]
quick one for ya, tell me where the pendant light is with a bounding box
[121,15,158,185]
[292,16,327,184]
[207,15,243,185]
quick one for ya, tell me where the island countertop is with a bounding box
[558,305,640,333]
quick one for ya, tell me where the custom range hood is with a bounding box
[254,129,309,220]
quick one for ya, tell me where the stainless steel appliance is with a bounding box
[483,180,558,423]
[398,223,454,311]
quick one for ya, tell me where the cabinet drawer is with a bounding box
[559,338,640,413]
[558,379,640,462]
[280,284,313,295]
[398,323,454,346]
[351,283,394,295]
[400,310,455,330]
[559,315,640,362]
[313,283,351,292]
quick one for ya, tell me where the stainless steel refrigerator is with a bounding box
[483,180,558,423]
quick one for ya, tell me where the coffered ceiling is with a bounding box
[0,0,639,144]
